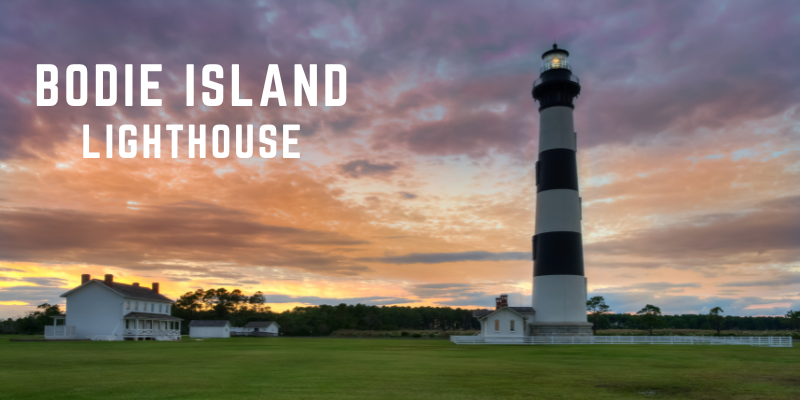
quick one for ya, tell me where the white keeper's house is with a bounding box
[46,274,182,341]
[473,295,536,338]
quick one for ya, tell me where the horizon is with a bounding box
[1,1,799,320]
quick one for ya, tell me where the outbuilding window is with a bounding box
[494,320,500,331]
[510,320,515,331]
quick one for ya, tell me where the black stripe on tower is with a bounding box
[536,149,579,192]
[533,232,584,276]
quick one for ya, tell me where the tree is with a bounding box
[637,304,663,335]
[586,296,611,334]
[249,291,267,312]
[708,307,725,334]
[784,310,800,332]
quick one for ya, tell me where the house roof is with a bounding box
[473,307,535,319]
[244,321,280,328]
[188,320,230,327]
[60,279,173,303]
[124,312,183,321]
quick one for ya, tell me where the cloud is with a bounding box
[0,286,67,307]
[406,283,475,298]
[264,294,414,307]
[398,192,417,199]
[338,160,398,178]
[598,282,702,294]
[0,277,68,287]
[0,202,370,275]
[359,251,531,264]
[719,274,800,288]
[586,196,800,265]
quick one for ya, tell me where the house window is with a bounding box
[125,320,129,329]
[494,320,500,331]
[135,301,139,310]
[150,303,154,312]
[159,304,162,313]
[510,320,515,331]
[126,301,130,310]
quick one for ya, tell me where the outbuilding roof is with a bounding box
[473,307,535,319]
[61,279,173,302]
[244,321,280,328]
[124,312,183,321]
[188,320,230,327]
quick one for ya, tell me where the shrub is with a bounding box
[400,331,409,337]
[411,333,422,338]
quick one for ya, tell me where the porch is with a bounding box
[44,315,76,340]
[122,312,182,341]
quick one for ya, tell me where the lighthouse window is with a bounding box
[494,320,500,331]
[510,320,515,331]
[542,51,570,72]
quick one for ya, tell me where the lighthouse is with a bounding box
[529,44,592,336]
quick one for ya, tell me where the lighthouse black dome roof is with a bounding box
[542,43,569,59]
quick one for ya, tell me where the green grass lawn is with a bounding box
[1,336,798,400]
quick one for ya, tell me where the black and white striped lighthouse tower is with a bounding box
[529,44,592,336]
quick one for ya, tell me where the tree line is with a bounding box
[586,296,800,335]
[170,288,479,334]
[2,290,798,336]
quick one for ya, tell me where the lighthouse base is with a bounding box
[529,322,593,337]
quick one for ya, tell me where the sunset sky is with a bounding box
[1,1,799,319]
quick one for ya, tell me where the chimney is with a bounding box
[500,294,508,308]
[132,282,139,287]
[152,282,160,294]
[81,274,90,284]
[495,296,503,310]
[104,274,113,287]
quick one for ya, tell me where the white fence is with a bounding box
[44,325,76,339]
[450,335,792,347]
[123,329,180,340]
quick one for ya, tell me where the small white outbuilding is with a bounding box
[243,321,280,337]
[188,320,231,338]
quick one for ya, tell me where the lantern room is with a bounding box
[541,44,570,72]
